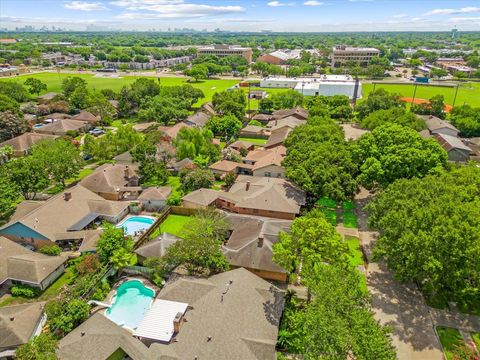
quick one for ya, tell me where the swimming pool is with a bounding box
[116,216,155,236]
[105,280,154,330]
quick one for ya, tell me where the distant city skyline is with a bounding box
[1,0,480,32]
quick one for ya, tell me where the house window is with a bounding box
[265,172,271,177]
[253,209,259,214]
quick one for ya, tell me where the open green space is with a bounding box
[2,72,238,107]
[346,236,364,268]
[320,208,337,226]
[158,214,191,238]
[342,211,358,229]
[316,197,337,209]
[363,82,480,107]
[237,137,268,145]
[436,326,465,360]
[342,200,355,211]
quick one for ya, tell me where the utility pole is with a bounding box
[248,82,251,120]
[411,83,418,111]
[452,84,459,108]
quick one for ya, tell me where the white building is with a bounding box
[331,45,380,68]
[259,75,361,99]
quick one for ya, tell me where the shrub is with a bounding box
[76,254,100,275]
[39,244,61,256]
[11,284,40,298]
[91,279,111,301]
[166,192,182,206]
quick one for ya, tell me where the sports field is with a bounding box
[2,72,238,107]
[362,82,480,107]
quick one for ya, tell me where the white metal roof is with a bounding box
[133,299,188,342]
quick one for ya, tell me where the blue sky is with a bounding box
[1,0,480,31]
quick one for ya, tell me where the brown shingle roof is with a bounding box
[419,115,459,134]
[0,302,46,349]
[185,112,210,127]
[158,122,191,139]
[57,313,151,360]
[209,160,241,173]
[72,111,99,123]
[223,214,290,273]
[137,186,172,201]
[272,107,308,120]
[266,116,306,131]
[134,233,182,259]
[34,119,88,135]
[133,122,157,133]
[0,133,58,154]
[244,146,286,171]
[150,268,284,360]
[0,237,67,286]
[0,185,129,242]
[182,188,219,207]
[265,127,292,148]
[79,164,140,195]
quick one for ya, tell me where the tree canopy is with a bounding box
[360,108,426,131]
[356,89,405,119]
[366,165,480,309]
[352,123,447,190]
[449,104,480,137]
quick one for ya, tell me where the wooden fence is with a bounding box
[134,206,172,249]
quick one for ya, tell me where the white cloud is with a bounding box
[392,13,407,19]
[447,16,480,23]
[304,1,323,6]
[267,1,295,7]
[64,1,108,11]
[424,6,480,16]
[111,0,244,18]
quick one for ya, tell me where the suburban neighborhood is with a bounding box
[0,2,480,360]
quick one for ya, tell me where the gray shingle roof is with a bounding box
[0,302,45,349]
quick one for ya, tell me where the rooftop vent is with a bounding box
[173,312,183,333]
[10,317,14,321]
[64,192,72,201]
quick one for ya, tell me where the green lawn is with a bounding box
[65,168,95,186]
[237,137,268,145]
[472,333,480,350]
[363,82,480,107]
[436,327,465,360]
[2,72,238,107]
[167,176,181,192]
[316,197,337,209]
[346,237,364,267]
[320,208,337,226]
[342,211,358,229]
[342,200,355,211]
[158,214,191,238]
[212,180,225,190]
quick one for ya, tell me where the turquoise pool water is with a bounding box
[116,216,155,236]
[105,280,154,330]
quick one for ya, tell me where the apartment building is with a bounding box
[331,45,380,68]
[198,44,253,63]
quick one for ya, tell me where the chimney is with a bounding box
[173,312,183,333]
[245,181,250,191]
[124,166,130,179]
[257,236,264,248]
[10,317,14,321]
[81,331,86,337]
[64,192,72,201]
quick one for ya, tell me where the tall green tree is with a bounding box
[0,166,19,218]
[352,123,447,190]
[7,156,49,199]
[15,332,58,360]
[61,76,87,98]
[206,115,242,139]
[361,108,426,131]
[24,77,47,95]
[0,111,28,142]
[96,223,133,263]
[367,165,480,308]
[31,139,83,188]
[273,209,348,283]
[212,89,246,120]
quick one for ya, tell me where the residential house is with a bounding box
[0,237,67,291]
[228,140,255,153]
[79,164,141,201]
[0,302,47,359]
[0,133,58,157]
[57,268,284,360]
[171,158,195,174]
[266,116,307,131]
[435,133,472,162]
[209,160,246,178]
[134,233,181,264]
[239,125,270,138]
[33,119,91,136]
[71,110,100,125]
[184,112,210,128]
[37,92,58,103]
[158,122,191,141]
[146,268,284,359]
[133,122,157,133]
[251,113,275,124]
[202,102,216,117]
[57,313,151,360]
[243,146,286,178]
[272,107,308,121]
[265,127,293,149]
[419,115,460,137]
[223,214,291,282]
[183,175,305,220]
[0,185,129,250]
[113,151,134,165]
[137,186,172,212]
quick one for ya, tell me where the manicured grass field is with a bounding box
[363,82,480,107]
[342,211,358,229]
[316,197,337,209]
[436,326,465,360]
[2,72,238,107]
[158,214,191,238]
[346,237,364,267]
[238,137,268,145]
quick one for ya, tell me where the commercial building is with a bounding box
[260,75,362,100]
[198,45,253,63]
[331,45,380,68]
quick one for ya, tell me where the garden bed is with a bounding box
[436,326,466,360]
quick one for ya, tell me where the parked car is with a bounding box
[89,128,105,136]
